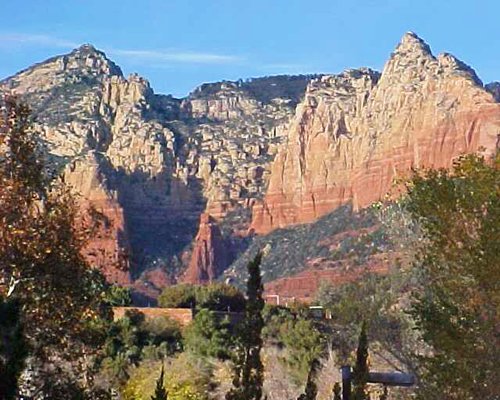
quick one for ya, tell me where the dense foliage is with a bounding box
[0,97,110,398]
[405,153,500,400]
[0,296,27,400]
[183,309,234,360]
[158,283,245,312]
[101,310,181,385]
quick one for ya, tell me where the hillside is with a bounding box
[2,32,499,302]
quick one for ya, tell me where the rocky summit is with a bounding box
[2,33,499,301]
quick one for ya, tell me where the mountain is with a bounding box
[0,46,315,300]
[251,32,500,234]
[2,33,498,302]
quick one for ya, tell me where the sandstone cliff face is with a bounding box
[65,153,131,284]
[183,213,231,284]
[1,48,310,291]
[4,33,499,294]
[251,32,500,234]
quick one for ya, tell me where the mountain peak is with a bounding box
[75,43,99,54]
[63,44,123,78]
[395,31,433,57]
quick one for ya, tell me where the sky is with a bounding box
[1,0,499,98]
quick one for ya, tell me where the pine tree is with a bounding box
[297,359,319,400]
[352,321,369,400]
[151,364,168,400]
[226,253,265,400]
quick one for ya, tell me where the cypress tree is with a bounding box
[352,321,369,400]
[297,359,319,400]
[226,252,265,400]
[151,364,168,400]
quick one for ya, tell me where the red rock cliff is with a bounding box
[252,32,500,234]
[64,152,131,285]
[183,213,231,283]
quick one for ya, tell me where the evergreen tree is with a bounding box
[297,359,319,400]
[352,321,369,400]
[184,308,233,359]
[151,364,168,400]
[226,253,265,400]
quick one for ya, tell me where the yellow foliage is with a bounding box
[122,356,209,400]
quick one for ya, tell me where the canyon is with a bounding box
[1,33,499,302]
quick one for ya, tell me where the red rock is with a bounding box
[183,213,231,283]
[65,153,131,285]
[252,33,500,234]
[264,254,390,304]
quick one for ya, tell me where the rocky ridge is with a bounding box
[2,33,499,301]
[1,49,312,297]
[251,32,500,234]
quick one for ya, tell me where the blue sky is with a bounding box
[1,0,499,97]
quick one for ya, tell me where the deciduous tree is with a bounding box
[0,96,110,398]
[406,153,500,400]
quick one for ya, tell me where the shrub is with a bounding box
[183,309,233,360]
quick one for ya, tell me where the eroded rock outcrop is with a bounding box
[252,32,500,233]
[2,55,309,289]
[183,213,231,283]
[65,153,131,284]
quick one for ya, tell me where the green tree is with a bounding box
[196,283,246,312]
[406,153,500,400]
[184,308,233,359]
[105,285,132,306]
[226,253,265,400]
[278,318,323,382]
[158,283,246,312]
[151,364,168,400]
[297,359,319,400]
[352,321,369,400]
[158,284,197,308]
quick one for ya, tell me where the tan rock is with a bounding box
[252,32,500,234]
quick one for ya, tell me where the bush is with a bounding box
[158,283,245,312]
[122,356,211,400]
[183,309,233,360]
[278,317,324,383]
[158,284,197,308]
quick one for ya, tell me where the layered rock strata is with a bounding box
[251,32,500,234]
[1,47,310,289]
[183,213,231,283]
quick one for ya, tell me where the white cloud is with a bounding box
[0,32,244,66]
[0,33,79,49]
[259,63,313,74]
[108,48,244,65]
